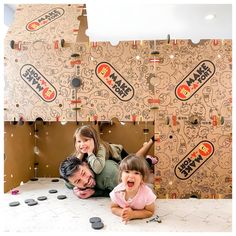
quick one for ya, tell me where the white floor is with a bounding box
[2,178,232,232]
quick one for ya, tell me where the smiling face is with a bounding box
[121,169,143,193]
[68,163,96,189]
[75,134,94,154]
[73,126,99,155]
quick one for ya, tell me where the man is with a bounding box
[59,137,156,199]
[60,157,119,198]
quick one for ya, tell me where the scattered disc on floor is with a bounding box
[57,195,67,200]
[51,179,59,182]
[9,201,20,207]
[91,222,104,230]
[49,189,58,193]
[30,178,38,181]
[24,199,35,204]
[89,217,101,223]
[37,196,47,201]
[27,200,38,206]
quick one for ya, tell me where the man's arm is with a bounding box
[73,187,110,198]
[93,188,110,197]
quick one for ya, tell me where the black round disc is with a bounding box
[27,201,38,206]
[10,40,15,49]
[30,178,38,181]
[89,217,101,223]
[71,77,81,88]
[61,39,65,47]
[51,179,59,182]
[24,199,35,204]
[9,201,20,207]
[57,195,67,200]
[91,222,104,230]
[72,107,81,111]
[37,196,47,201]
[49,189,58,193]
[71,53,80,57]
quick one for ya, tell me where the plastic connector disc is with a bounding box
[9,201,20,207]
[92,222,104,230]
[37,196,47,201]
[57,195,67,200]
[89,217,101,223]
[49,189,58,193]
[27,200,38,206]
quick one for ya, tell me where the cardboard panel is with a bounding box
[35,122,79,177]
[4,122,35,192]
[4,4,232,198]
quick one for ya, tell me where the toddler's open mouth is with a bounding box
[127,181,134,188]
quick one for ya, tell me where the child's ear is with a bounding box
[141,176,145,183]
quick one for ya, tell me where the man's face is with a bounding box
[68,163,96,189]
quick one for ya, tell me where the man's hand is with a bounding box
[73,187,95,199]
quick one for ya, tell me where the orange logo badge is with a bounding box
[174,141,214,180]
[26,8,64,31]
[175,60,215,101]
[20,64,57,102]
[95,62,134,101]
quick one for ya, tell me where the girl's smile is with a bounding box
[75,134,94,154]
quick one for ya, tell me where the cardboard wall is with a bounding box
[4,4,232,198]
[4,122,35,192]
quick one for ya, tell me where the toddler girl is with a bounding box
[109,154,156,223]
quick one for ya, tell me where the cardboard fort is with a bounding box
[4,4,232,198]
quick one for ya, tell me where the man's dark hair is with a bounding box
[59,156,82,182]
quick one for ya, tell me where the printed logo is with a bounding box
[20,64,57,102]
[175,60,215,101]
[95,62,134,101]
[26,8,64,31]
[174,141,214,180]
